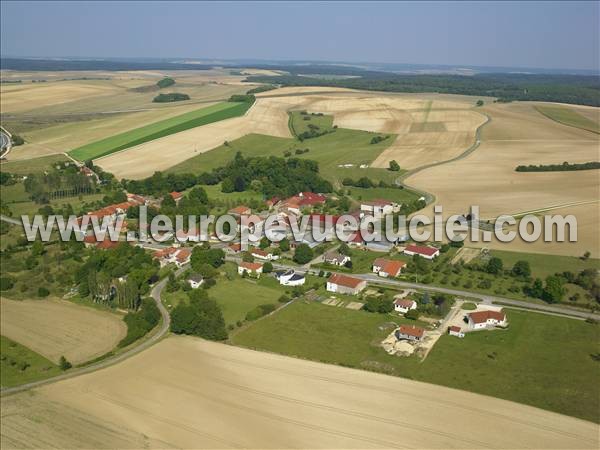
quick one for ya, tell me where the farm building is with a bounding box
[275,270,306,286]
[403,244,440,260]
[326,273,366,295]
[393,298,417,314]
[467,309,508,330]
[372,258,406,278]
[324,250,351,266]
[448,326,465,338]
[360,199,398,219]
[238,261,264,277]
[187,274,204,289]
[395,325,425,342]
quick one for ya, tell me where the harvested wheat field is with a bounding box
[2,336,597,449]
[407,101,599,256]
[96,88,486,179]
[0,297,126,365]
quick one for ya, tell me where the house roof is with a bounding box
[324,251,347,264]
[175,248,191,263]
[373,258,406,275]
[188,273,204,282]
[170,191,183,200]
[240,261,263,271]
[283,192,326,208]
[251,248,269,257]
[393,298,415,308]
[229,205,251,215]
[96,240,121,250]
[153,247,178,259]
[397,325,425,338]
[449,326,462,333]
[328,273,364,289]
[404,244,439,257]
[468,309,506,324]
[229,243,242,252]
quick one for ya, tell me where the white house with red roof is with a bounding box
[393,298,417,314]
[238,261,264,277]
[326,273,366,295]
[280,191,326,215]
[395,325,425,342]
[360,199,398,219]
[228,205,251,216]
[153,247,190,268]
[403,244,440,260]
[251,248,279,261]
[372,258,406,278]
[170,191,183,204]
[448,326,465,338]
[467,309,508,330]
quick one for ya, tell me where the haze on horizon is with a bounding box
[1,1,599,72]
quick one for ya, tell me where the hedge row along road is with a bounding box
[68,101,252,161]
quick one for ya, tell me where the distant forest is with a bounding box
[245,69,600,107]
[0,58,212,71]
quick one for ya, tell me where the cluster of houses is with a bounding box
[153,247,192,268]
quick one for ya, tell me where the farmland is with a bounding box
[0,298,126,365]
[233,301,600,423]
[534,104,600,134]
[1,336,597,449]
[69,101,252,160]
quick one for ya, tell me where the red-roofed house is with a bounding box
[174,248,192,267]
[448,326,465,338]
[251,248,279,261]
[228,243,242,253]
[372,258,406,278]
[170,192,183,204]
[396,325,425,342]
[229,205,251,216]
[153,247,190,267]
[393,298,417,314]
[326,273,366,295]
[403,244,440,260]
[83,234,120,250]
[467,309,507,330]
[266,197,280,209]
[238,261,264,277]
[281,192,326,214]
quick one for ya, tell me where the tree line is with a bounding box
[515,161,600,172]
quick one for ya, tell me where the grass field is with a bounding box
[535,105,600,134]
[0,154,69,175]
[345,186,420,205]
[288,110,334,136]
[233,302,600,422]
[69,101,252,161]
[168,128,406,187]
[490,249,600,279]
[0,335,61,388]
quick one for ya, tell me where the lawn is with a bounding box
[167,127,407,187]
[0,335,61,388]
[68,101,252,161]
[535,105,599,134]
[490,249,599,279]
[233,303,600,423]
[345,186,420,206]
[0,154,69,175]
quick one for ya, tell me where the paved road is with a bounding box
[225,255,600,321]
[0,266,180,396]
[0,130,11,158]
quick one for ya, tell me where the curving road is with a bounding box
[0,267,178,396]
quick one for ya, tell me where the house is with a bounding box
[275,269,306,286]
[266,197,280,209]
[372,258,406,278]
[323,250,350,266]
[229,205,251,216]
[170,192,183,204]
[448,326,465,338]
[326,273,366,295]
[187,273,204,289]
[395,325,425,342]
[403,244,440,260]
[126,193,147,205]
[174,248,192,267]
[360,199,398,219]
[467,309,508,330]
[251,248,279,261]
[393,298,417,314]
[238,261,264,277]
[348,231,364,247]
[83,234,120,250]
[85,199,141,224]
[227,243,242,253]
[280,191,326,215]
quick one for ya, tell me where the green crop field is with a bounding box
[68,101,252,161]
[0,335,61,388]
[233,302,600,423]
[288,110,334,136]
[535,105,599,134]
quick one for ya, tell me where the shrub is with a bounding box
[59,356,72,371]
[37,287,50,297]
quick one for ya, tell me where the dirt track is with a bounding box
[2,336,597,449]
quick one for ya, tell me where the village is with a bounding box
[77,187,511,359]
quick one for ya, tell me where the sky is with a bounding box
[1,1,598,71]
